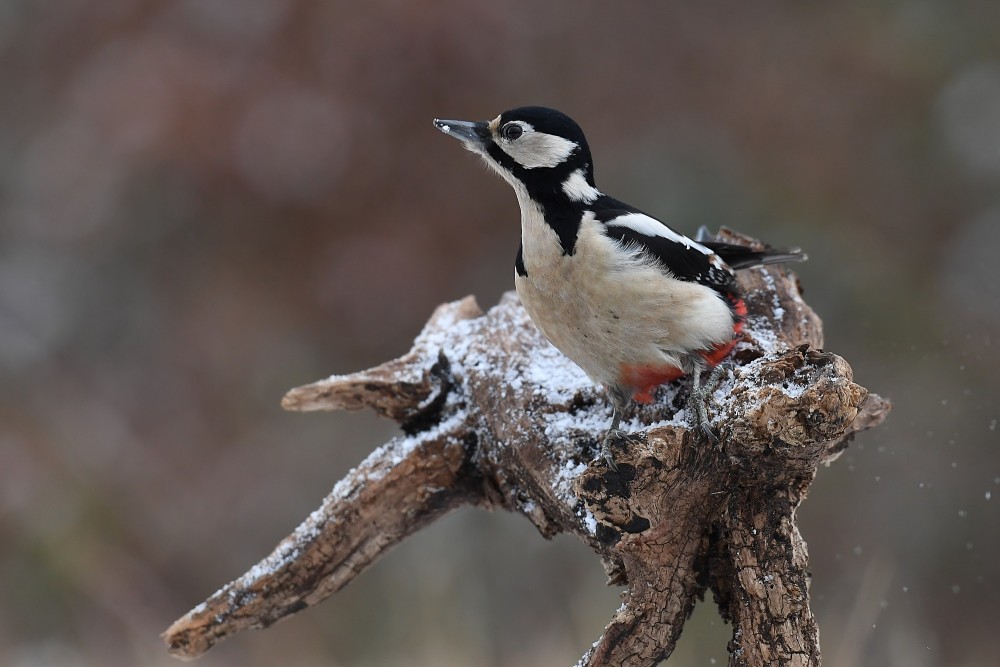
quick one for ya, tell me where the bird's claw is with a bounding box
[688,365,731,445]
[691,392,720,444]
[600,428,627,472]
[699,420,720,445]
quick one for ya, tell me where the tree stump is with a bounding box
[162,230,890,666]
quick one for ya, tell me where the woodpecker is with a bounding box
[433,107,805,465]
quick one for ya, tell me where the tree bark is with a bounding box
[163,230,890,665]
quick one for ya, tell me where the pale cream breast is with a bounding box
[515,213,734,389]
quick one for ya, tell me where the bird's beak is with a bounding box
[433,118,489,150]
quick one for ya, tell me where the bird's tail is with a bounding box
[696,225,807,270]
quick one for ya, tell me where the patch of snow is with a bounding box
[544,405,608,440]
[745,319,781,355]
[519,339,593,402]
[780,381,807,399]
[415,308,481,379]
[758,269,787,321]
[554,459,589,501]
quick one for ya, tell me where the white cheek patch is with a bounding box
[561,168,600,203]
[498,124,578,169]
[608,213,713,256]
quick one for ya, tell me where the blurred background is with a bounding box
[1,1,998,665]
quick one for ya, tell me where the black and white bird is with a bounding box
[433,107,805,464]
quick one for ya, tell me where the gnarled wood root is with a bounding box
[163,230,890,666]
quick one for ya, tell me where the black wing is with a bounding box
[591,195,737,297]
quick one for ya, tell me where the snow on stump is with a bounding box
[162,230,890,666]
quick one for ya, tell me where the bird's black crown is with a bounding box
[494,106,595,185]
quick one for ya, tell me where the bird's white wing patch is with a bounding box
[604,212,713,256]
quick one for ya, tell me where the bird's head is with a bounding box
[434,106,598,203]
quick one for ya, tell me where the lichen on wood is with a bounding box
[163,230,890,666]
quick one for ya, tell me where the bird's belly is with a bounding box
[515,234,735,391]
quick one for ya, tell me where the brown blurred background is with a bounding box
[1,1,998,665]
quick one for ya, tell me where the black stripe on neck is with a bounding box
[486,143,588,257]
[538,202,582,256]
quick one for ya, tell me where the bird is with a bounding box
[433,106,805,466]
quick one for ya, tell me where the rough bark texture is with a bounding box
[163,230,891,665]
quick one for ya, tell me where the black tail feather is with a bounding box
[701,241,807,270]
[695,226,807,270]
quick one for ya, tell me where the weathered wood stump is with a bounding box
[163,230,890,666]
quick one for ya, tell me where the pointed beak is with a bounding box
[433,118,489,149]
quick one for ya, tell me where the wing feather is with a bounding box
[592,197,737,296]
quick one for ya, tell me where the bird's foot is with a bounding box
[599,428,628,472]
[687,365,731,445]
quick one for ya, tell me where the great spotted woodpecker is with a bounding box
[434,107,805,466]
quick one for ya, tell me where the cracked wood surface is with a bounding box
[163,230,890,665]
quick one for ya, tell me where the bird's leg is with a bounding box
[600,388,631,471]
[687,364,729,444]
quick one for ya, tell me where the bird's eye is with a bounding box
[501,123,523,141]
